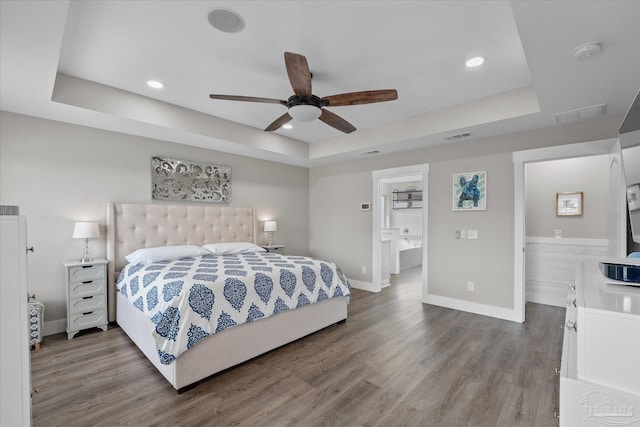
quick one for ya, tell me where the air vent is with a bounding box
[445,132,472,141]
[0,205,19,216]
[362,150,380,155]
[555,104,606,124]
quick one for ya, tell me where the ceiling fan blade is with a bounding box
[264,112,293,132]
[284,52,312,97]
[322,89,398,106]
[319,109,356,134]
[209,94,287,105]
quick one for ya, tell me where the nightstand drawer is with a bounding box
[69,279,106,299]
[69,294,106,315]
[68,309,107,331]
[68,263,105,283]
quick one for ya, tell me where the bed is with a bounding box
[106,202,349,392]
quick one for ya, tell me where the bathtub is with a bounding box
[399,235,422,271]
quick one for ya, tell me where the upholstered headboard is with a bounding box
[106,202,256,321]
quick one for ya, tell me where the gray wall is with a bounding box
[525,155,610,239]
[0,111,309,330]
[309,115,622,310]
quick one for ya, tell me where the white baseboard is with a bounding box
[349,279,380,293]
[43,319,65,336]
[424,293,521,323]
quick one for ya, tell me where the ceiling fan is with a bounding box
[209,52,398,134]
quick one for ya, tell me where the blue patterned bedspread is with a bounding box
[116,252,350,364]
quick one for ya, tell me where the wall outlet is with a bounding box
[460,229,467,239]
[554,229,562,238]
[468,229,478,239]
[467,281,475,291]
[362,266,367,274]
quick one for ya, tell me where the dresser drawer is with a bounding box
[69,279,106,299]
[68,263,105,283]
[69,294,106,315]
[68,309,107,331]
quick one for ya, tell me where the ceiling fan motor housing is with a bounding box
[287,94,328,109]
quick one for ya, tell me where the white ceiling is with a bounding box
[1,1,639,167]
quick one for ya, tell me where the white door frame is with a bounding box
[372,163,429,299]
[513,137,622,322]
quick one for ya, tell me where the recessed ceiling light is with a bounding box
[465,57,485,68]
[208,8,245,33]
[282,124,293,129]
[147,80,164,89]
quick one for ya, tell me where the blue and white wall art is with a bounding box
[453,170,487,211]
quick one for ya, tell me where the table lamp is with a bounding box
[264,221,277,247]
[73,221,100,263]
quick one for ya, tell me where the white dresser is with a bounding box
[559,260,640,426]
[64,259,108,339]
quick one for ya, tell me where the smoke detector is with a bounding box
[572,42,602,60]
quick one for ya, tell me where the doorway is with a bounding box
[372,164,429,301]
[513,137,624,322]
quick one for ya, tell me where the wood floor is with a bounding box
[31,267,565,426]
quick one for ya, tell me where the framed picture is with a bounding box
[151,156,231,203]
[627,184,640,211]
[453,171,486,211]
[556,192,583,216]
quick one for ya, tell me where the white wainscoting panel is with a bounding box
[525,237,609,307]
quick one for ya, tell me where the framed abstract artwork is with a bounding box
[556,192,583,216]
[151,157,231,203]
[453,171,486,211]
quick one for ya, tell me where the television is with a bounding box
[619,89,640,246]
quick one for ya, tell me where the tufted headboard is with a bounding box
[106,202,256,321]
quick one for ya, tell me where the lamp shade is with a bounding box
[72,221,100,239]
[264,221,278,232]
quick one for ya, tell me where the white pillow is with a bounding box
[202,242,266,255]
[125,245,210,264]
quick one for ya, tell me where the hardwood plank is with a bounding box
[31,267,564,426]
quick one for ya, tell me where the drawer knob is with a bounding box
[568,282,576,291]
[565,320,577,332]
[566,297,577,307]
[554,367,561,376]
[553,411,559,419]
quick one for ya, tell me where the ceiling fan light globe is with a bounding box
[288,104,321,122]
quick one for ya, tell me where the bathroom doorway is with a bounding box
[372,164,429,301]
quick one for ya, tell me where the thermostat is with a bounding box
[360,202,371,211]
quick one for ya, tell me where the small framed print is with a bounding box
[628,184,640,211]
[556,192,583,216]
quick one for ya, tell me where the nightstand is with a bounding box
[63,259,108,339]
[261,244,285,255]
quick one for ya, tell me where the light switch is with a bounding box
[468,230,478,239]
